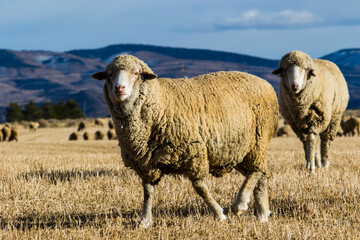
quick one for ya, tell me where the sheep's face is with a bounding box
[110,69,141,101]
[284,65,307,94]
[92,56,157,102]
[272,51,316,95]
[92,68,142,102]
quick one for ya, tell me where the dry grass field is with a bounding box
[0,123,359,239]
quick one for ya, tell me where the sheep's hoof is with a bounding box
[322,161,330,170]
[137,218,152,229]
[231,205,247,216]
[234,209,246,216]
[217,214,227,221]
[258,215,269,222]
[257,211,271,222]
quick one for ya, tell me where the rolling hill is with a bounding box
[0,44,359,121]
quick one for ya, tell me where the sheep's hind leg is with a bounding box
[315,136,322,168]
[138,179,155,228]
[191,179,226,220]
[302,142,310,170]
[320,135,331,170]
[253,173,271,222]
[232,171,263,217]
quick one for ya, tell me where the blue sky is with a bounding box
[1,0,360,59]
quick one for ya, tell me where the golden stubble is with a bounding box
[0,124,359,239]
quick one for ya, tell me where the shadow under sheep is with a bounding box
[0,209,135,231]
[9,168,348,230]
[2,187,343,230]
[0,205,223,230]
[19,168,119,184]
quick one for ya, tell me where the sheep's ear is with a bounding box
[142,72,157,80]
[309,69,316,77]
[92,72,107,80]
[272,68,282,75]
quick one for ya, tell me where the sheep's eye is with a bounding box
[307,71,312,79]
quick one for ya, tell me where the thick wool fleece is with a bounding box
[278,51,314,72]
[278,52,349,142]
[104,70,279,182]
[105,55,155,75]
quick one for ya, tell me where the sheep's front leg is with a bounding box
[306,132,318,173]
[192,179,226,220]
[139,179,155,228]
[232,171,263,216]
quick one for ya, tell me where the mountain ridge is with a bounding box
[0,44,359,121]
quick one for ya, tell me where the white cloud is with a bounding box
[174,9,360,32]
[214,9,322,30]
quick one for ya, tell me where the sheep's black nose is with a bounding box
[115,85,126,93]
[291,83,299,92]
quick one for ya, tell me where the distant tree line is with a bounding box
[5,99,83,122]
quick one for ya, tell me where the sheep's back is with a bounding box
[153,71,278,175]
[314,60,349,115]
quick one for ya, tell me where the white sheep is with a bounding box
[273,50,349,172]
[92,55,279,227]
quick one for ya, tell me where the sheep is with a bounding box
[92,54,279,226]
[107,129,116,140]
[0,130,3,142]
[69,132,78,141]
[272,50,349,172]
[1,126,11,141]
[94,118,105,127]
[83,131,90,140]
[29,121,40,131]
[8,129,18,142]
[77,121,86,132]
[94,130,104,140]
[341,116,360,136]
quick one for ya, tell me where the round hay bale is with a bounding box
[94,130,104,140]
[69,132,78,141]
